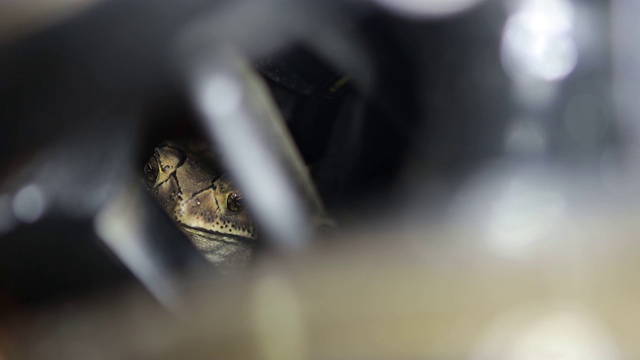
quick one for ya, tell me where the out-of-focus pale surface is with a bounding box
[5,206,640,359]
[252,275,306,360]
[0,0,102,44]
[472,302,620,360]
[451,165,567,259]
[486,178,565,258]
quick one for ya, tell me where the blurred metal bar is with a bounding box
[176,0,363,249]
[94,182,184,312]
[189,56,316,250]
[5,208,640,359]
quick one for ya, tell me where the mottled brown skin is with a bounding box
[144,140,256,269]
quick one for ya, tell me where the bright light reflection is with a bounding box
[451,167,566,258]
[501,0,577,82]
[201,73,243,117]
[372,0,484,18]
[12,184,46,223]
[472,302,620,360]
[487,178,565,257]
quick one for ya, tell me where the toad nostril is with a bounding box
[144,157,159,183]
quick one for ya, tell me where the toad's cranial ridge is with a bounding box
[145,140,256,269]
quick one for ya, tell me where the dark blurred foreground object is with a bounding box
[3,0,640,359]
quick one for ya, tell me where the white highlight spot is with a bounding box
[501,0,577,82]
[200,73,243,118]
[451,167,566,259]
[12,184,46,223]
[372,0,483,18]
[487,179,565,257]
[473,302,620,360]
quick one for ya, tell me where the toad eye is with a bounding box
[144,156,159,183]
[227,193,244,213]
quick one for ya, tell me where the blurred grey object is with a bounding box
[1,0,638,359]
